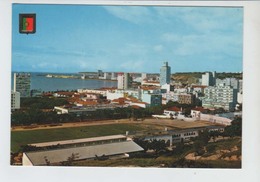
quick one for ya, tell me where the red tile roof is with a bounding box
[191,107,205,112]
[191,85,208,89]
[165,106,181,112]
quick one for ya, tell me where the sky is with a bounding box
[12,4,243,73]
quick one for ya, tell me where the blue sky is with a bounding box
[12,4,243,73]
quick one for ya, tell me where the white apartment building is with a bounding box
[216,77,240,90]
[106,89,141,101]
[11,91,20,110]
[13,72,31,97]
[201,72,216,86]
[77,89,107,96]
[202,85,237,111]
[117,72,131,89]
[162,91,195,105]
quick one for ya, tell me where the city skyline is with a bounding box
[12,5,243,73]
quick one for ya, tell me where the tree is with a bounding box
[207,144,216,153]
[224,117,242,138]
[133,138,149,152]
[194,130,210,146]
[173,140,185,155]
[61,153,79,166]
[149,139,168,154]
[209,130,221,142]
[191,130,210,156]
[193,140,205,156]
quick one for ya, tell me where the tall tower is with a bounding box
[117,72,130,90]
[202,71,216,86]
[14,73,31,97]
[160,61,171,86]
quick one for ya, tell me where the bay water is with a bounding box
[11,72,117,92]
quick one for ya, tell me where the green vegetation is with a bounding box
[171,158,241,168]
[216,72,242,80]
[21,97,69,109]
[11,97,165,126]
[133,138,170,154]
[11,123,146,152]
[172,72,242,84]
[207,138,241,151]
[172,72,203,84]
[12,108,144,127]
[224,117,242,138]
[12,97,72,126]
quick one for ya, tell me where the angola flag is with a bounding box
[19,14,36,34]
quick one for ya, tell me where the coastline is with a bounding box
[41,74,117,82]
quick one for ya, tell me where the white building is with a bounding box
[142,92,162,107]
[141,81,160,87]
[99,72,111,80]
[237,92,243,104]
[117,72,131,89]
[163,107,182,117]
[77,89,107,96]
[161,83,173,93]
[13,72,31,97]
[145,129,199,145]
[106,89,141,101]
[201,72,216,86]
[216,77,240,90]
[11,91,20,110]
[202,85,237,111]
[200,113,232,126]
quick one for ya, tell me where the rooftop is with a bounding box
[192,107,206,112]
[29,135,127,147]
[165,106,181,112]
[25,140,143,165]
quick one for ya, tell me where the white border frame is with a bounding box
[1,1,260,182]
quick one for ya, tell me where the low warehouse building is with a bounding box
[22,135,143,166]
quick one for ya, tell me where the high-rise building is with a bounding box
[11,90,20,110]
[216,78,240,90]
[202,85,237,111]
[160,62,171,86]
[201,72,216,86]
[117,72,131,90]
[14,73,31,97]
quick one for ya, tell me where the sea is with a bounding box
[11,72,117,92]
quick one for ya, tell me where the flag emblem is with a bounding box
[19,14,36,34]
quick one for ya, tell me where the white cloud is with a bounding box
[155,7,242,33]
[161,33,181,42]
[104,6,153,24]
[161,32,242,57]
[153,45,163,52]
[119,60,145,72]
[118,43,149,56]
